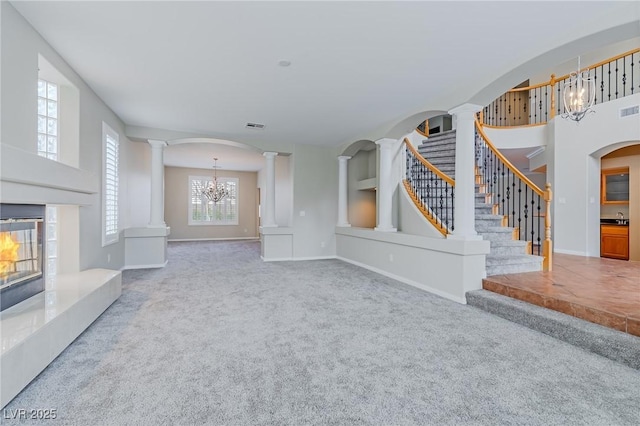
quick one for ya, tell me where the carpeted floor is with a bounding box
[4,240,640,425]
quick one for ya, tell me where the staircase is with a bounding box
[417,130,542,276]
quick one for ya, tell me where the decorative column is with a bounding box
[262,152,278,227]
[448,104,483,240]
[375,138,397,232]
[337,156,351,227]
[147,139,167,227]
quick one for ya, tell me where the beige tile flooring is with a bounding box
[483,254,640,336]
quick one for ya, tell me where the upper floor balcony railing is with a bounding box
[481,48,639,128]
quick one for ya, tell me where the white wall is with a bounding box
[551,93,640,256]
[257,154,292,227]
[1,2,133,270]
[125,142,151,228]
[484,125,547,150]
[291,144,338,258]
[336,228,489,304]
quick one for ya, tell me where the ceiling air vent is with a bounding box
[619,105,639,118]
[245,122,266,130]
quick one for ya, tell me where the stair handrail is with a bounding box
[475,118,553,271]
[405,138,455,186]
[416,118,429,137]
[403,138,455,236]
[482,47,640,128]
[475,120,544,195]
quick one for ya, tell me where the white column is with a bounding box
[448,103,483,240]
[375,139,397,232]
[147,139,167,227]
[337,156,351,227]
[262,152,278,228]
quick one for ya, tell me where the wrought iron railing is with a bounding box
[482,48,639,127]
[404,138,454,236]
[474,119,553,270]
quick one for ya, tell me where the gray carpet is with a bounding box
[4,240,640,425]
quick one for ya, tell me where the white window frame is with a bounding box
[102,122,120,246]
[188,175,239,226]
[37,79,59,160]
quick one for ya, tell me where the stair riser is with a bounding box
[486,261,542,276]
[489,245,530,256]
[476,219,505,230]
[417,149,456,158]
[478,231,515,241]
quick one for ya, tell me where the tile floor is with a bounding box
[483,254,640,336]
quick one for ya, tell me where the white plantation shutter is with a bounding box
[103,123,119,245]
[188,176,239,225]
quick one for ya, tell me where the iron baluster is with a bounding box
[608,62,611,101]
[537,194,542,255]
[517,180,522,240]
[622,56,626,97]
[524,189,529,246]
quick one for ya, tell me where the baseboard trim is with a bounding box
[168,237,259,242]
[336,256,466,304]
[261,255,337,262]
[121,260,168,270]
[554,249,588,256]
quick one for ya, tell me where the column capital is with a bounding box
[147,139,167,148]
[338,155,352,162]
[375,138,397,149]
[448,103,483,117]
[263,151,278,158]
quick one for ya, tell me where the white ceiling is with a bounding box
[12,1,639,171]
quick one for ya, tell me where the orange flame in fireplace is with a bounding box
[0,232,20,277]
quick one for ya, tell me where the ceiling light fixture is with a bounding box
[202,157,229,203]
[561,57,595,123]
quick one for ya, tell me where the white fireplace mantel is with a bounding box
[0,144,98,205]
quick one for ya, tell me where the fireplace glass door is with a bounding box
[0,209,45,311]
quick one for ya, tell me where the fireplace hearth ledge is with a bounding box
[0,268,121,408]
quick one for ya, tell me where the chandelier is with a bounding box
[561,57,595,122]
[202,157,229,203]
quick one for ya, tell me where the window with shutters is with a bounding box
[102,122,119,246]
[188,176,239,225]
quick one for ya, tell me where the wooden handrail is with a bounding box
[481,122,547,130]
[554,47,640,82]
[403,138,455,186]
[504,48,640,95]
[402,179,448,236]
[508,80,550,93]
[474,119,543,197]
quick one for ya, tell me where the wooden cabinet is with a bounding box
[601,225,629,260]
[601,167,630,204]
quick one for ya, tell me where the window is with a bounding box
[189,176,238,225]
[102,123,119,246]
[46,206,58,277]
[37,79,58,160]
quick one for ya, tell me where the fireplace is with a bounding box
[0,204,46,311]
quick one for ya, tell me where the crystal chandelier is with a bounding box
[561,57,595,122]
[202,157,229,203]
